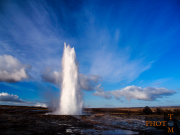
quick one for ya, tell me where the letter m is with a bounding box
[168,127,174,133]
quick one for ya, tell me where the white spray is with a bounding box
[58,43,83,115]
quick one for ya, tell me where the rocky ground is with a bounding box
[0,106,94,135]
[0,105,180,135]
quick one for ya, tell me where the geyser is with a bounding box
[58,43,83,115]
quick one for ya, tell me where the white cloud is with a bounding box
[79,73,101,91]
[93,85,175,101]
[93,91,112,99]
[41,68,61,84]
[0,92,48,107]
[0,92,23,102]
[35,103,47,108]
[0,55,31,82]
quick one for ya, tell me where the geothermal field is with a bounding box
[1,44,179,135]
[1,44,180,135]
[0,105,180,135]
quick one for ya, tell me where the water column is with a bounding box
[59,43,83,115]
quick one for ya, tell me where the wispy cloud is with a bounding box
[93,85,175,101]
[89,48,153,82]
[151,77,173,86]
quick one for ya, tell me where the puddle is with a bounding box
[66,129,73,133]
[81,128,139,135]
[80,125,138,134]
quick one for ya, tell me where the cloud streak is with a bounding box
[93,85,175,101]
[89,48,153,82]
[0,55,31,82]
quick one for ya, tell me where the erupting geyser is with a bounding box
[58,43,83,115]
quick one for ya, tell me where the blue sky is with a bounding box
[0,0,180,108]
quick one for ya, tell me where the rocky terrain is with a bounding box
[0,105,180,135]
